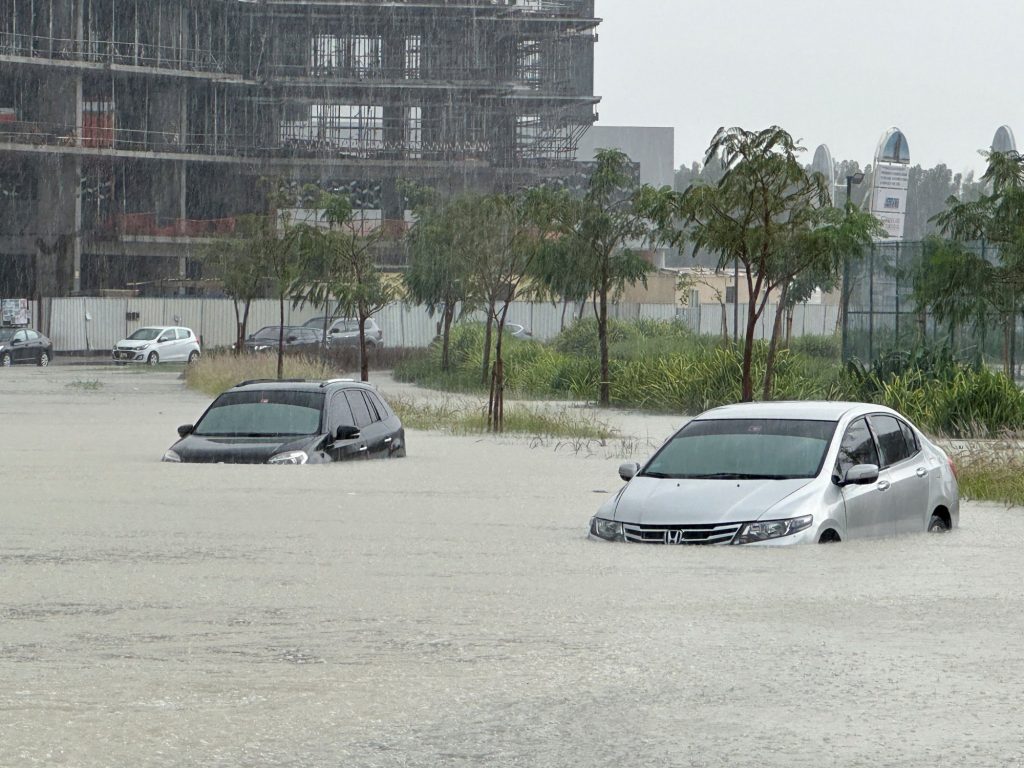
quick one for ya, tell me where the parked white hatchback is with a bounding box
[590,401,959,546]
[112,326,201,365]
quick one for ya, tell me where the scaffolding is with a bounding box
[0,0,599,295]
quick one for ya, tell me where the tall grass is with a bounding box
[184,351,344,396]
[388,394,615,440]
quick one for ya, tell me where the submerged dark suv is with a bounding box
[162,379,406,464]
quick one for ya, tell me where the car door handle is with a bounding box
[916,467,928,478]
[358,445,368,452]
[384,437,392,444]
[877,480,891,492]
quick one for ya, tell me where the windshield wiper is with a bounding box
[687,473,779,480]
[640,471,679,479]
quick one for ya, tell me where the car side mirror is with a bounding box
[618,462,640,481]
[177,424,194,437]
[841,463,880,486]
[330,328,341,334]
[335,425,361,441]
[11,338,21,345]
[286,335,297,343]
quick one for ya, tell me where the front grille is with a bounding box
[622,522,742,545]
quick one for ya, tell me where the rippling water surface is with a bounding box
[3,366,1023,767]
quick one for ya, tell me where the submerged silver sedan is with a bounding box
[590,402,959,546]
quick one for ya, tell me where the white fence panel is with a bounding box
[44,297,842,352]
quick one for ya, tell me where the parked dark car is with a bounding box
[302,316,384,349]
[162,379,407,464]
[0,327,53,367]
[242,326,323,355]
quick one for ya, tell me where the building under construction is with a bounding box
[0,0,599,296]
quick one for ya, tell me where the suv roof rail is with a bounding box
[320,378,356,387]
[234,378,307,387]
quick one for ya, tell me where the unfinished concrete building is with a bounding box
[0,0,599,296]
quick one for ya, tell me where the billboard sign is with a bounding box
[870,128,910,241]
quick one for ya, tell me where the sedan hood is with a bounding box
[612,476,813,525]
[171,434,319,464]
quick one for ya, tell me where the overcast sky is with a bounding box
[593,0,1022,177]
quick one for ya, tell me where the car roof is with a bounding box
[694,401,896,422]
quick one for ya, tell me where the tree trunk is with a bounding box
[481,301,495,386]
[598,283,610,407]
[241,299,252,354]
[321,306,331,365]
[233,300,242,355]
[720,300,729,346]
[276,296,285,380]
[440,304,455,372]
[359,315,369,382]
[784,305,794,348]
[741,293,759,402]
[762,287,788,400]
[560,298,569,331]
[488,305,511,432]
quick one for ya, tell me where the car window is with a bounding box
[176,328,190,340]
[869,415,911,467]
[25,330,39,340]
[365,391,389,420]
[330,392,356,427]
[13,330,26,342]
[836,418,880,478]
[899,420,920,456]
[127,328,161,341]
[158,331,174,342]
[345,391,374,428]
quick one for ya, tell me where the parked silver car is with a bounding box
[113,326,201,365]
[590,402,959,545]
[303,316,384,349]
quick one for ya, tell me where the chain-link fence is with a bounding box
[843,240,1024,374]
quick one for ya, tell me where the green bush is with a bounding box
[394,317,1024,437]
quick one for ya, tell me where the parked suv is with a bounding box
[113,326,200,365]
[163,378,406,464]
[303,316,384,349]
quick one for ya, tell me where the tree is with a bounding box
[464,192,552,430]
[760,204,881,397]
[262,179,305,380]
[295,190,394,382]
[536,149,657,407]
[203,214,272,353]
[931,149,1024,377]
[403,193,479,371]
[647,126,881,401]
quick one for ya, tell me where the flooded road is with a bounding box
[3,366,1024,767]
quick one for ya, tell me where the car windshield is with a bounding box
[193,390,324,437]
[302,317,333,328]
[127,328,162,341]
[0,328,16,342]
[641,418,837,480]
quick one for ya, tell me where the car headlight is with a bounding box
[733,515,813,544]
[162,450,182,463]
[268,450,308,465]
[590,517,624,541]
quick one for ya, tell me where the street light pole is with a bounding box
[841,172,865,363]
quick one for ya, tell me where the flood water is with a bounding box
[3,365,1023,767]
